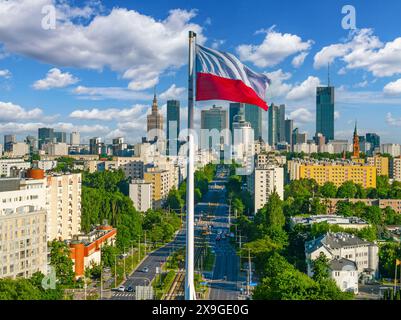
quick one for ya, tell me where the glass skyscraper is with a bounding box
[316,86,335,142]
[166,100,180,156]
[268,103,285,146]
[38,127,54,150]
[229,103,262,142]
[201,105,228,151]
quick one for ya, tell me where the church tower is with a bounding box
[352,121,360,158]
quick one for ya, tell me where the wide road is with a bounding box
[197,166,242,300]
[111,229,186,300]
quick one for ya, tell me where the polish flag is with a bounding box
[195,44,270,110]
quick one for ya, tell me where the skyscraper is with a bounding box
[70,132,80,145]
[4,134,16,152]
[54,131,67,143]
[366,133,380,152]
[89,137,102,155]
[147,93,164,141]
[268,103,285,146]
[38,128,54,150]
[166,100,180,156]
[316,86,335,143]
[284,119,294,147]
[201,105,228,151]
[229,103,263,142]
[25,135,38,154]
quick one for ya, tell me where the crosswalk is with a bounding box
[112,292,135,299]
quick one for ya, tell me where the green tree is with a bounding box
[166,188,184,212]
[312,253,330,283]
[337,181,357,198]
[310,198,327,215]
[320,182,337,198]
[49,240,75,286]
[257,192,285,231]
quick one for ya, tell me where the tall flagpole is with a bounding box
[185,30,197,300]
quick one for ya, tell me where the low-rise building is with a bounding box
[329,258,359,294]
[326,198,401,214]
[69,224,117,279]
[0,159,31,177]
[291,214,369,230]
[305,232,379,279]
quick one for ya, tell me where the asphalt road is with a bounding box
[201,167,242,300]
[111,229,186,300]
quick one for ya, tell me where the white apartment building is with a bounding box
[0,159,31,177]
[305,232,379,279]
[129,180,153,212]
[70,132,80,146]
[0,178,48,278]
[46,173,82,241]
[247,164,284,214]
[114,157,144,179]
[293,142,318,154]
[381,144,401,157]
[9,142,29,157]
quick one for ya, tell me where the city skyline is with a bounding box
[1,1,401,145]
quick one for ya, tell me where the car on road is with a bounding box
[126,286,134,292]
[217,229,222,235]
[117,285,125,292]
[222,234,226,239]
[141,267,149,273]
[216,235,221,241]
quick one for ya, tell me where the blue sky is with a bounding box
[1,0,401,144]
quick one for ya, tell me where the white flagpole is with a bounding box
[185,30,197,300]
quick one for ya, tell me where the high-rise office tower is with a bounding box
[4,134,16,152]
[147,93,164,141]
[316,86,335,143]
[268,103,285,146]
[166,100,180,156]
[70,132,80,145]
[54,131,67,143]
[366,133,380,151]
[201,105,228,151]
[38,128,54,150]
[25,135,38,154]
[284,119,294,147]
[229,103,262,142]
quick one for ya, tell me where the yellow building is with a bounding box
[289,159,377,188]
[367,155,389,177]
[144,169,170,208]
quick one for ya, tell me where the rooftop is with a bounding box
[329,258,357,271]
[306,232,373,254]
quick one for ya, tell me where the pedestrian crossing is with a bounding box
[112,292,135,299]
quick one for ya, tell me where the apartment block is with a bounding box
[129,180,153,212]
[367,155,389,177]
[45,172,82,241]
[287,159,376,188]
[0,177,48,278]
[144,168,171,208]
[247,164,284,214]
[0,159,31,177]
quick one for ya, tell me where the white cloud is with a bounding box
[289,108,314,124]
[314,28,401,77]
[386,113,401,127]
[69,105,148,121]
[292,52,309,68]
[286,76,321,101]
[33,68,79,90]
[384,79,401,95]
[353,80,369,88]
[0,1,205,91]
[0,122,109,135]
[236,26,313,68]
[0,69,11,79]
[264,69,293,99]
[211,39,225,49]
[0,101,43,121]
[72,86,151,101]
[159,84,185,100]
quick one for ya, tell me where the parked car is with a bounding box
[142,267,149,273]
[118,285,125,292]
[126,286,134,292]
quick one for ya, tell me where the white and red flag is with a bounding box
[195,44,271,110]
